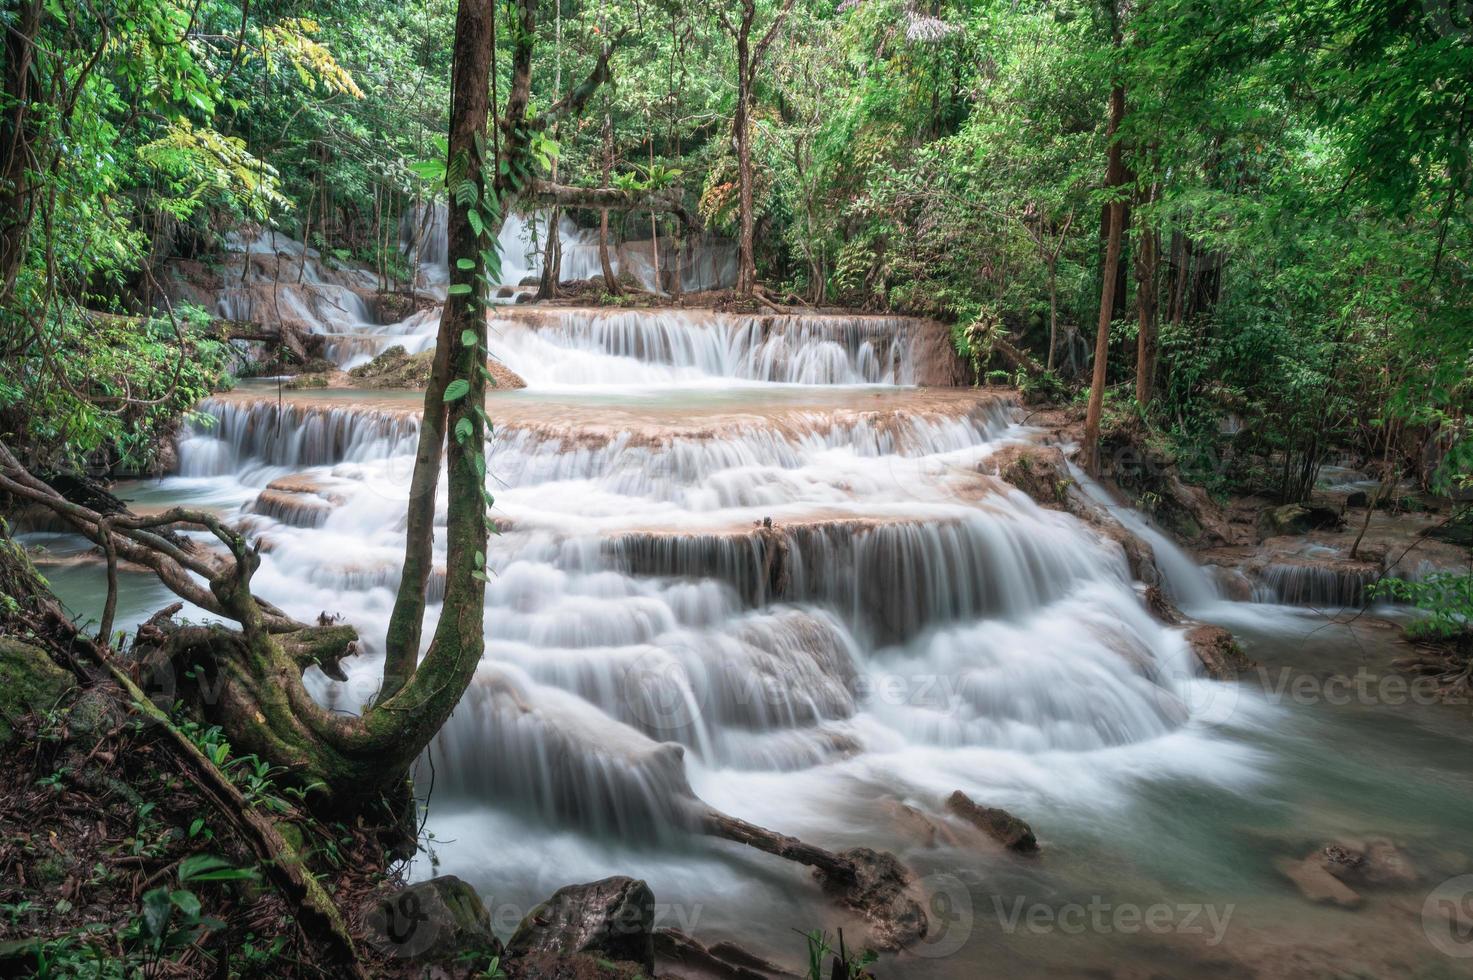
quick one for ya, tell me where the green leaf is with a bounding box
[170,890,201,920]
[444,378,470,402]
[455,417,473,443]
[467,209,484,237]
[141,888,172,939]
[474,550,485,569]
[456,258,475,270]
[461,328,479,348]
[447,283,472,296]
[178,855,258,884]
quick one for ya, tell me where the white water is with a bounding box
[132,227,1314,970]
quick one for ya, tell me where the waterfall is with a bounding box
[1066,462,1221,611]
[140,237,1258,888]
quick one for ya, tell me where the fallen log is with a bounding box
[694,805,927,951]
[527,179,701,232]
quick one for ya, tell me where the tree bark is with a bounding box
[1083,75,1127,475]
[599,111,619,292]
[0,0,42,304]
[1134,183,1160,407]
[724,0,796,297]
[381,0,494,701]
[734,4,756,295]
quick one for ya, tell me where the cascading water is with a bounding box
[123,232,1307,972]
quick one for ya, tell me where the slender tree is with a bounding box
[713,0,798,296]
[1083,4,1128,475]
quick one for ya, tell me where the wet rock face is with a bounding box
[345,344,527,390]
[366,875,498,962]
[1263,503,1343,537]
[507,876,656,973]
[944,790,1039,853]
[1185,624,1255,680]
[990,443,1075,509]
[1276,838,1419,909]
[815,847,928,951]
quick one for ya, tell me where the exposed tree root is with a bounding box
[693,806,927,951]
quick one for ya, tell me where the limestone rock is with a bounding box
[1319,838,1418,887]
[944,790,1039,853]
[366,875,497,962]
[1262,503,1343,537]
[507,876,656,973]
[654,928,798,979]
[814,847,928,951]
[1185,624,1255,680]
[1276,856,1362,908]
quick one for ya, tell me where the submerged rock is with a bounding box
[366,875,498,961]
[654,928,798,979]
[814,847,928,951]
[944,790,1039,853]
[1277,855,1362,908]
[507,876,656,973]
[1185,624,1255,680]
[1319,838,1419,887]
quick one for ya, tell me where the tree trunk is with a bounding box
[599,112,619,292]
[734,7,756,296]
[1083,78,1127,476]
[1134,184,1160,407]
[1046,256,1060,373]
[381,0,495,700]
[0,0,42,304]
[726,0,795,298]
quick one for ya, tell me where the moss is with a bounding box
[0,637,75,746]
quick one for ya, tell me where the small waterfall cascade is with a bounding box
[401,203,738,296]
[1066,461,1222,612]
[154,231,1255,908]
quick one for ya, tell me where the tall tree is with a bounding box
[1083,2,1128,474]
[713,0,798,296]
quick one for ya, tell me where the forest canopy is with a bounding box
[2,0,1468,500]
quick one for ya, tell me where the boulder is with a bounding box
[507,876,656,973]
[990,444,1075,510]
[943,791,1039,853]
[1320,838,1418,887]
[0,637,76,746]
[347,344,526,390]
[1185,624,1255,680]
[814,847,928,951]
[366,875,497,962]
[1262,503,1343,537]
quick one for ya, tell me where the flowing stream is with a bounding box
[30,231,1473,976]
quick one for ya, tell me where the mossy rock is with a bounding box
[0,637,75,745]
